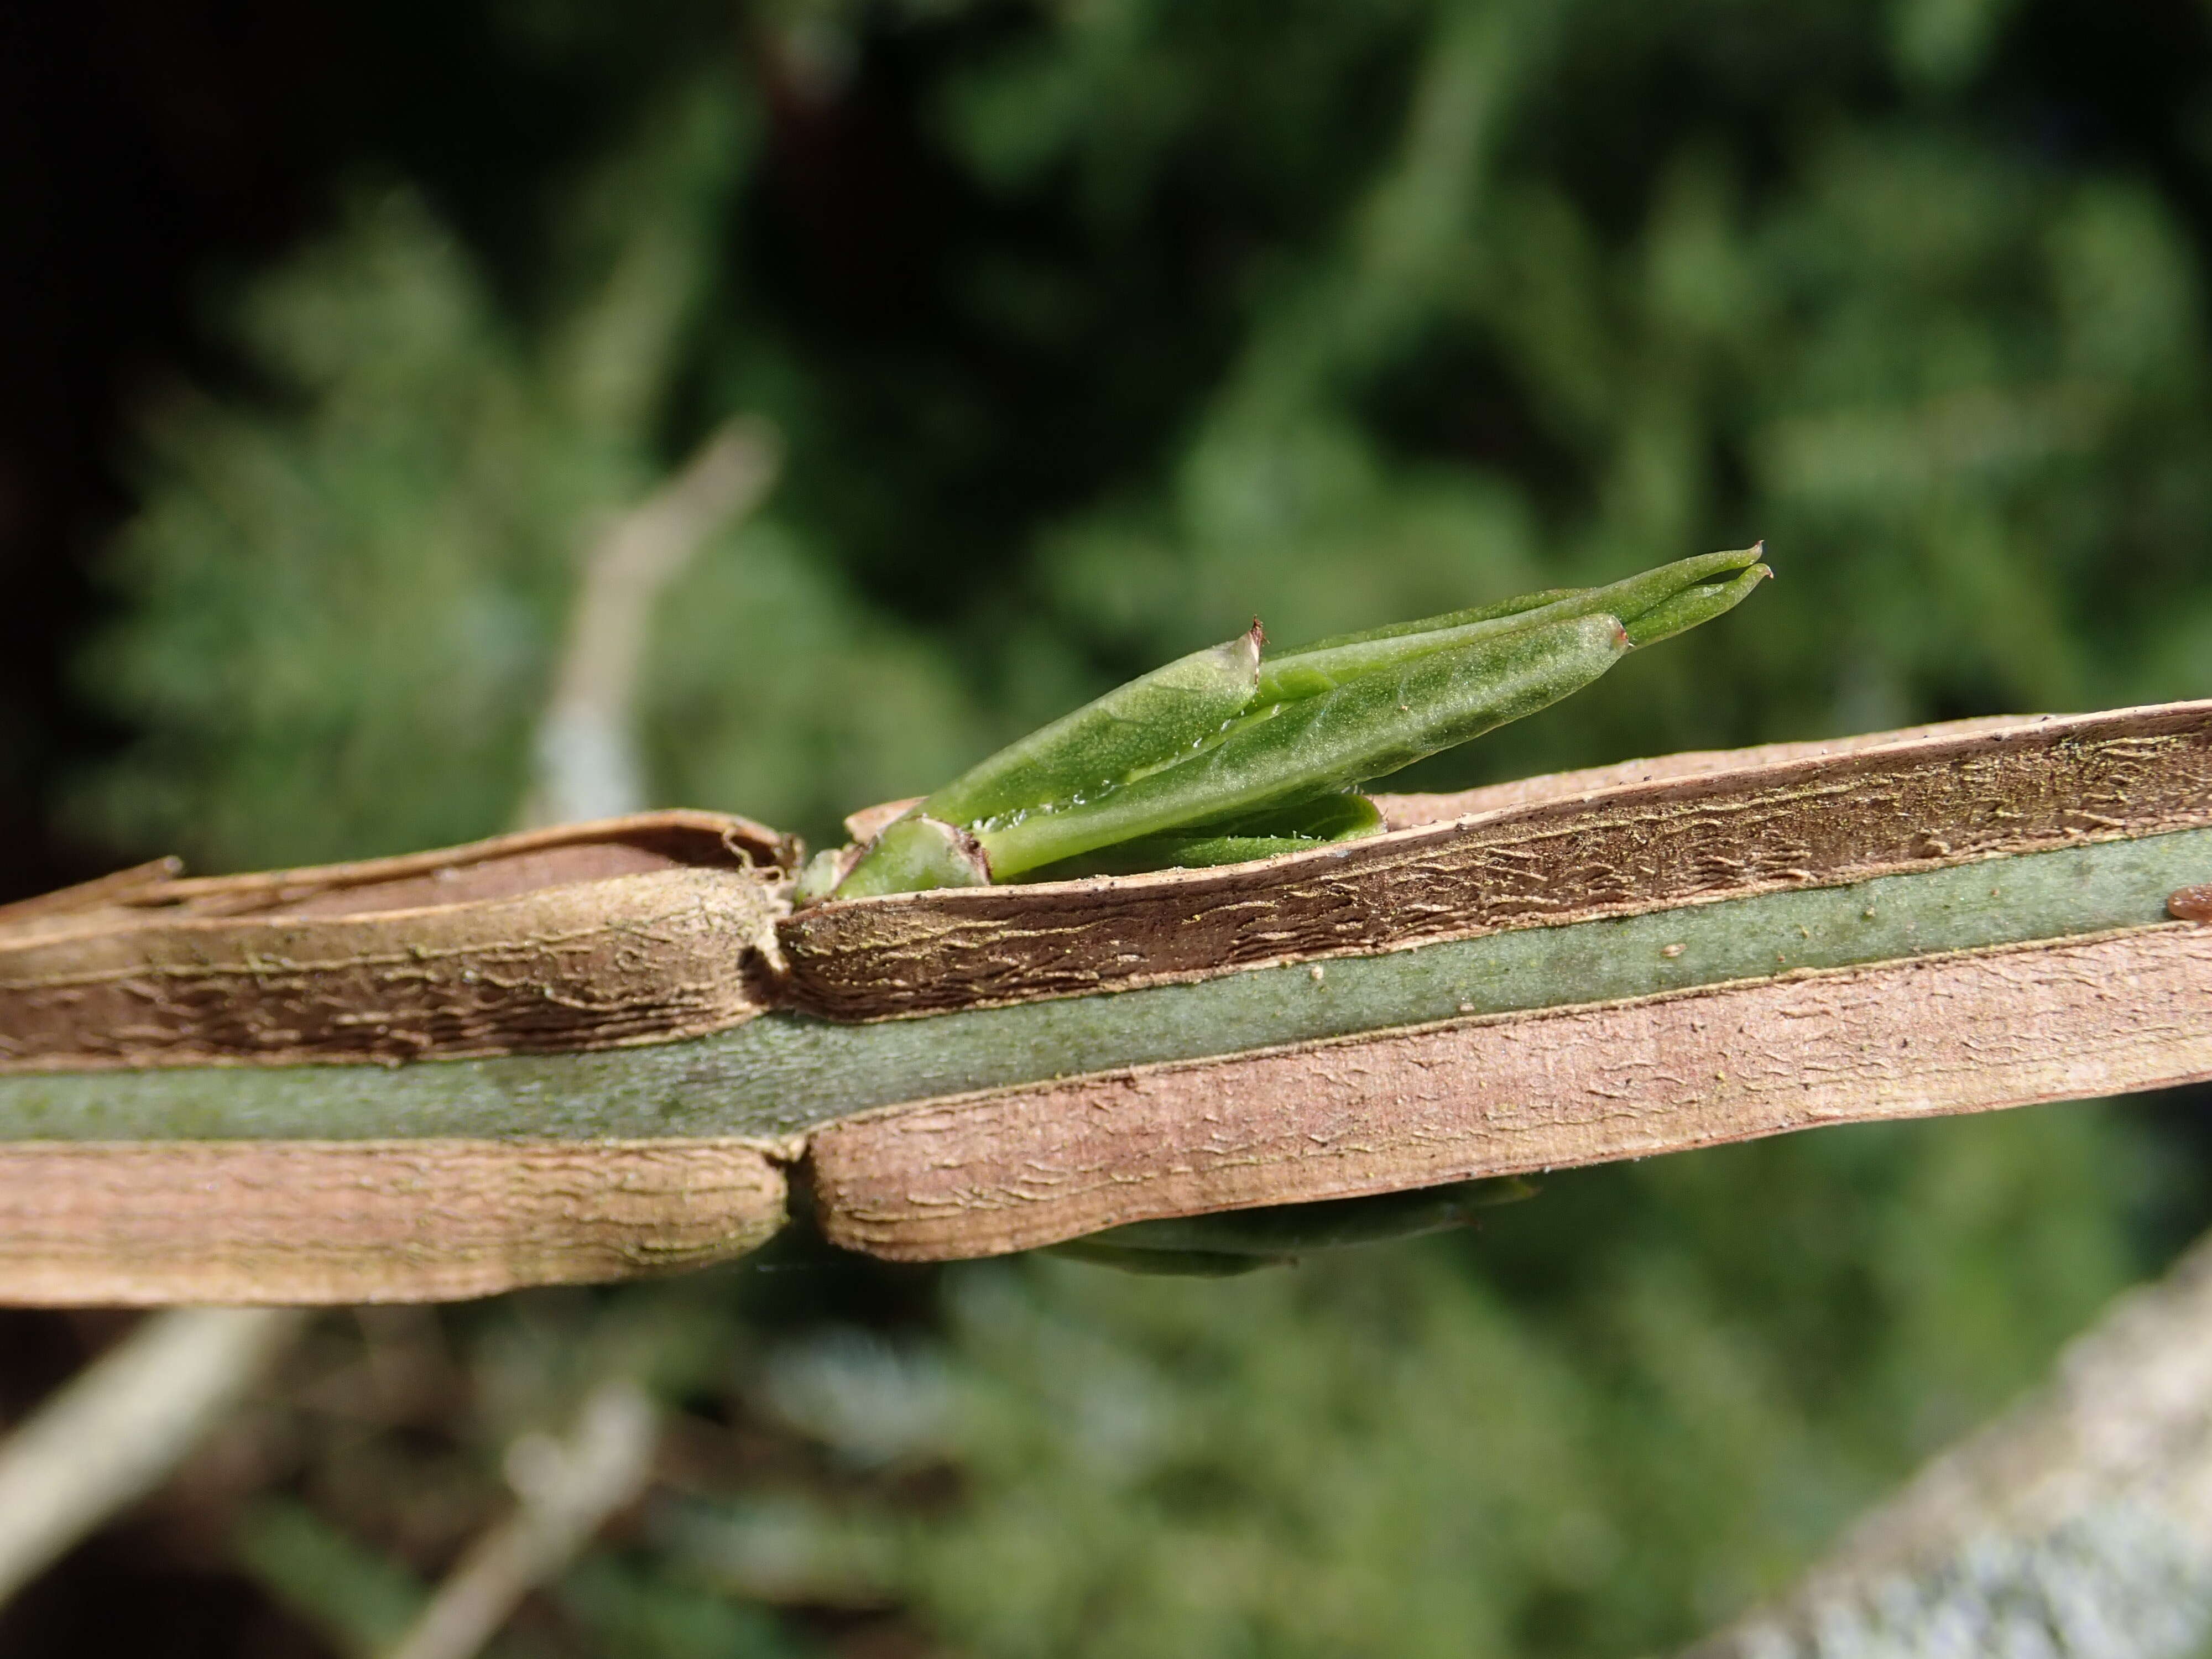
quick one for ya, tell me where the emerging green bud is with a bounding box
[827,547,1770,900]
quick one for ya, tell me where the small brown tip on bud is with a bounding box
[1249,618,1266,651]
[2171,884,2212,922]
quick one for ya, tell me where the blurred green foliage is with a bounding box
[52,0,2212,1653]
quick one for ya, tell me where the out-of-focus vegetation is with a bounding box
[23,0,2212,1653]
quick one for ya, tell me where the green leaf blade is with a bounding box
[1622,559,1772,648]
[1051,1176,1536,1270]
[926,625,1264,829]
[1254,546,1764,702]
[1272,586,1585,658]
[978,612,1631,878]
[1027,792,1385,878]
[833,815,992,899]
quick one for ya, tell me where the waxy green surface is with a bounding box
[930,630,1262,831]
[836,549,1769,894]
[1251,546,1762,700]
[1038,792,1385,879]
[2,825,2203,1144]
[979,611,1630,877]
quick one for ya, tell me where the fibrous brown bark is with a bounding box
[0,1138,787,1303]
[1,812,792,1071]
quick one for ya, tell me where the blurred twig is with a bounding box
[0,1308,307,1606]
[1684,1225,2212,1658]
[521,415,783,827]
[382,1382,659,1659]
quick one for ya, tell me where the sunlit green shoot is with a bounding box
[827,546,1770,899]
[1253,546,1764,700]
[928,626,1264,830]
[974,612,1630,880]
[1619,558,1770,647]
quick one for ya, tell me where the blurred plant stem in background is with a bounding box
[520,415,782,828]
[18,0,2212,1655]
[0,1310,309,1606]
[381,1384,658,1659]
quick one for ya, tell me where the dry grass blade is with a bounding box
[521,416,782,828]
[382,1382,658,1659]
[0,1307,308,1609]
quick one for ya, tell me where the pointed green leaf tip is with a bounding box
[830,547,1768,898]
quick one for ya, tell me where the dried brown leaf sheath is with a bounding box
[0,812,795,1071]
[0,1139,786,1303]
[807,926,2212,1260]
[2,705,2208,1301]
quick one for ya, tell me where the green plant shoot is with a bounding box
[813,546,1770,900]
